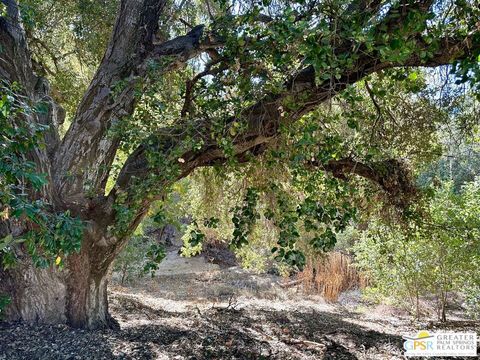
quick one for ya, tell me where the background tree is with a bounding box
[0,0,479,329]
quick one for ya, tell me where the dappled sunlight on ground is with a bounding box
[2,246,479,359]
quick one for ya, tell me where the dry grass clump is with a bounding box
[297,252,366,301]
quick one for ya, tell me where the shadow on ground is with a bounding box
[0,294,404,360]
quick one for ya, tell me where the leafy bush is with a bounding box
[354,180,480,320]
[113,235,165,284]
[464,283,480,320]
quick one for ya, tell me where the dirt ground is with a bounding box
[1,247,479,359]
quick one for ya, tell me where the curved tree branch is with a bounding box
[114,29,478,211]
[322,158,418,207]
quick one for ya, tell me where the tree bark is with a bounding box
[0,219,124,329]
[0,256,67,324]
[0,254,115,329]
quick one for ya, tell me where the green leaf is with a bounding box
[408,72,418,81]
[0,235,13,251]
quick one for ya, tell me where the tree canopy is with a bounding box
[0,0,479,328]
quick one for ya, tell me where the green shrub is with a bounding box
[113,235,164,284]
[354,180,480,321]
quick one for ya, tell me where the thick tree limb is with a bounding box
[49,0,478,207]
[51,1,220,204]
[51,0,168,204]
[322,158,417,207]
[115,29,479,208]
[183,32,479,166]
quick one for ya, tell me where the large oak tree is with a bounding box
[0,0,479,329]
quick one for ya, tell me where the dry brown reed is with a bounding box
[297,252,366,301]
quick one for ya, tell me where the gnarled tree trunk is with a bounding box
[0,251,114,329]
[0,201,148,329]
[0,215,124,329]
